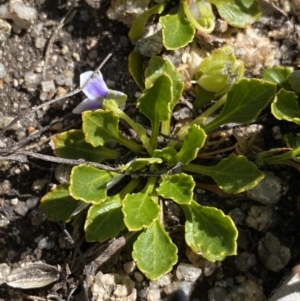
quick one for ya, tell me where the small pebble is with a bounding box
[38,237,54,250]
[56,87,67,97]
[0,116,21,130]
[14,201,29,217]
[61,45,69,55]
[147,289,161,301]
[123,261,136,274]
[176,263,202,282]
[40,80,56,101]
[0,213,10,228]
[0,63,6,79]
[11,198,18,206]
[32,179,47,191]
[72,52,80,62]
[27,126,36,135]
[26,197,39,209]
[35,37,46,48]
[0,263,11,283]
[24,72,41,86]
[134,271,144,282]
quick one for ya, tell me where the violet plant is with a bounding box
[129,0,261,50]
[40,45,288,280]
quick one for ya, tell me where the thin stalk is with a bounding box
[119,178,141,199]
[181,162,212,175]
[99,147,120,160]
[161,119,171,137]
[167,95,227,149]
[260,147,300,166]
[150,121,159,154]
[117,134,143,154]
[182,0,215,33]
[105,102,153,155]
[196,94,227,127]
[142,176,157,196]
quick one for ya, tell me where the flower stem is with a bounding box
[182,0,215,33]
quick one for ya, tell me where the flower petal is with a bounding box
[80,71,108,100]
[72,98,103,114]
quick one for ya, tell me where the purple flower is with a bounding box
[73,71,126,114]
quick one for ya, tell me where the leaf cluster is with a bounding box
[38,44,300,279]
[129,0,261,50]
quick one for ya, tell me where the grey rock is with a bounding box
[258,233,290,272]
[245,205,274,231]
[246,171,287,204]
[234,252,257,272]
[208,287,230,301]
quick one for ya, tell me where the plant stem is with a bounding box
[167,95,227,149]
[161,119,171,136]
[119,178,141,199]
[143,176,157,196]
[260,147,300,166]
[150,121,159,154]
[117,134,143,154]
[182,0,215,33]
[196,94,227,127]
[99,147,120,160]
[105,102,153,155]
[181,163,212,175]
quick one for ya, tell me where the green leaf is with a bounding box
[122,192,161,231]
[128,51,145,91]
[160,11,195,50]
[288,70,300,94]
[153,147,178,166]
[285,133,300,149]
[84,195,125,242]
[262,66,293,90]
[210,0,261,28]
[137,74,172,148]
[205,154,264,193]
[182,200,238,262]
[132,220,178,280]
[40,184,84,222]
[83,109,120,147]
[52,129,120,161]
[83,109,141,153]
[157,173,195,205]
[69,165,119,203]
[145,56,184,112]
[203,79,276,131]
[129,2,167,41]
[126,158,163,172]
[183,154,264,194]
[138,74,172,123]
[271,88,300,125]
[178,125,206,164]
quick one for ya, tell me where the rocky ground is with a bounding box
[0,0,300,301]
